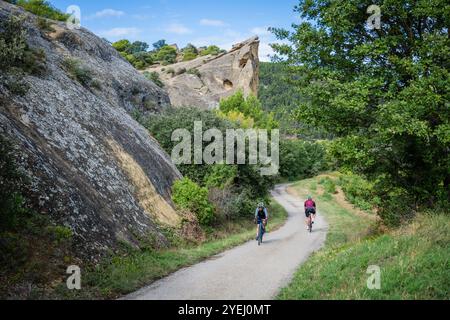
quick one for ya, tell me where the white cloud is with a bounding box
[90,9,125,19]
[258,42,274,62]
[199,19,227,27]
[98,27,141,38]
[250,26,271,36]
[165,23,193,35]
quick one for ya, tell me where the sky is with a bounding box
[50,0,299,61]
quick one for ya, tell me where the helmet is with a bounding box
[258,202,265,208]
[308,195,312,200]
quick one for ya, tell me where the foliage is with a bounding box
[0,15,47,95]
[143,71,164,88]
[152,39,167,50]
[186,68,201,78]
[182,43,198,61]
[144,107,275,218]
[279,139,327,181]
[16,0,69,21]
[205,164,237,190]
[219,91,278,130]
[337,173,380,211]
[259,62,332,139]
[200,45,225,56]
[172,178,215,226]
[62,57,100,89]
[217,110,254,129]
[319,177,336,194]
[0,136,29,231]
[112,40,154,70]
[155,45,178,65]
[271,0,450,224]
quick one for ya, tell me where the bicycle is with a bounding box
[307,215,313,233]
[257,220,266,246]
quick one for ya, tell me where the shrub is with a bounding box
[175,68,186,76]
[200,45,224,56]
[155,45,177,65]
[172,178,215,226]
[0,16,27,71]
[205,164,237,189]
[319,177,336,194]
[143,71,164,88]
[0,135,29,231]
[183,51,197,61]
[219,91,278,130]
[279,140,327,181]
[337,173,380,211]
[62,57,99,89]
[187,68,201,78]
[16,0,70,21]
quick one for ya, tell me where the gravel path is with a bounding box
[123,184,328,300]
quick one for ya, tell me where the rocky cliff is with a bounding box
[0,1,182,260]
[146,37,260,109]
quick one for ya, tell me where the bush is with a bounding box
[172,178,215,226]
[183,51,197,61]
[16,0,69,21]
[205,164,237,189]
[187,68,201,78]
[319,177,336,194]
[337,173,380,211]
[155,45,177,65]
[143,71,164,88]
[219,91,278,130]
[0,135,29,231]
[200,45,224,56]
[62,57,100,89]
[0,16,27,71]
[279,140,327,181]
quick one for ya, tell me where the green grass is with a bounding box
[58,200,288,299]
[277,174,450,300]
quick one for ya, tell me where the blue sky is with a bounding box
[51,0,299,61]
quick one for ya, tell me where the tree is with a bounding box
[128,41,149,54]
[112,39,131,53]
[153,39,167,50]
[155,45,177,65]
[271,0,450,223]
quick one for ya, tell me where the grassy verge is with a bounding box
[57,199,287,299]
[278,174,449,299]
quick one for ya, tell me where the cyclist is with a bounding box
[304,195,316,231]
[255,202,268,240]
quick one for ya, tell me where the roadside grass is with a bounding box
[57,200,287,299]
[278,174,450,300]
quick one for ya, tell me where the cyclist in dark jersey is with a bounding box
[254,202,268,240]
[304,195,316,230]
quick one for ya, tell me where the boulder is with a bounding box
[146,37,260,109]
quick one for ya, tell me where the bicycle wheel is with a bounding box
[258,223,262,246]
[309,217,313,233]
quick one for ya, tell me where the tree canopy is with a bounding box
[271,0,450,224]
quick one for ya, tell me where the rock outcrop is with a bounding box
[0,2,182,260]
[146,37,260,109]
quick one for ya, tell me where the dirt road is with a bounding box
[123,184,328,300]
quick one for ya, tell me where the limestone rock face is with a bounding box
[0,2,181,260]
[146,37,260,109]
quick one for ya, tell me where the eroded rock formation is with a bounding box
[0,1,181,260]
[146,37,260,109]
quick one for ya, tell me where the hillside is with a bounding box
[277,175,449,300]
[0,0,183,271]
